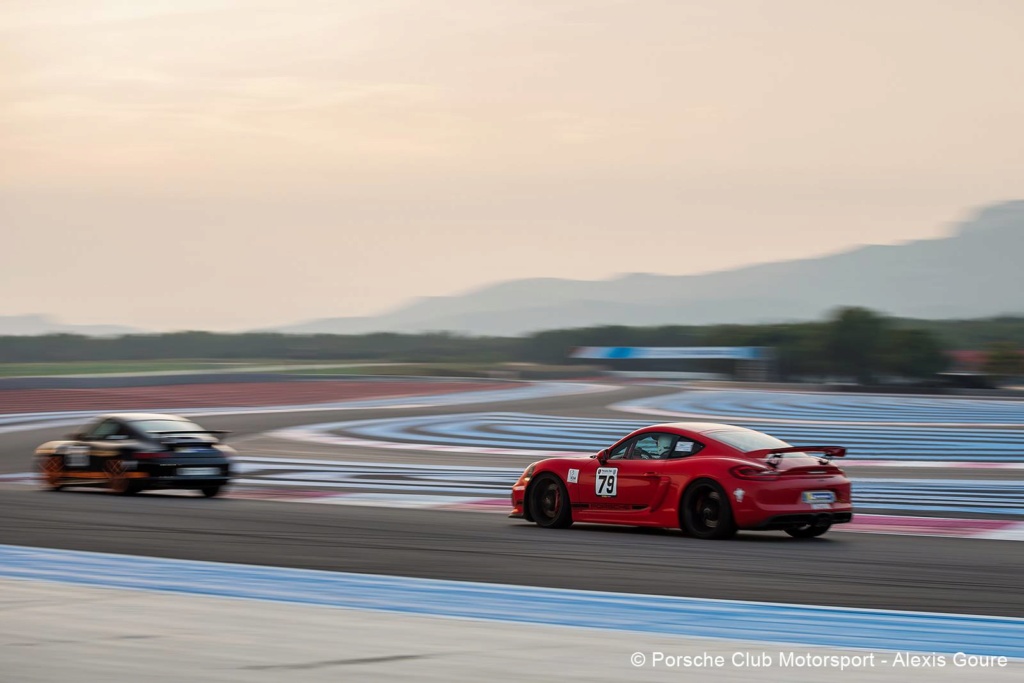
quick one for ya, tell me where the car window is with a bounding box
[108,422,133,439]
[83,419,120,440]
[669,438,704,458]
[629,433,678,460]
[130,419,205,436]
[708,428,790,453]
[607,438,633,460]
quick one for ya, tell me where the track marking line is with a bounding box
[1,544,1022,657]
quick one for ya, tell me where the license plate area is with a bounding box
[178,467,221,477]
[802,490,835,504]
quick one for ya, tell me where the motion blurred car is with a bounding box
[35,413,234,497]
[510,422,852,539]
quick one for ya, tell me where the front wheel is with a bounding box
[786,522,832,538]
[681,480,737,540]
[40,455,65,491]
[527,474,573,529]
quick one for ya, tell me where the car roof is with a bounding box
[97,413,190,422]
[648,422,753,436]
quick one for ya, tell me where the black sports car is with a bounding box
[35,413,234,497]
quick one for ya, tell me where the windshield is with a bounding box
[131,419,208,436]
[708,428,790,453]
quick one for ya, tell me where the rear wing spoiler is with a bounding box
[150,429,230,443]
[746,445,846,467]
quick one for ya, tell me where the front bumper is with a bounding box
[510,484,528,519]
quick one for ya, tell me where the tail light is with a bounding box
[731,466,779,480]
[134,452,167,459]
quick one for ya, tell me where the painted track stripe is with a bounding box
[8,458,1024,516]
[1,544,1021,656]
[4,470,1021,538]
[275,411,1024,461]
[0,383,618,436]
[613,389,1024,425]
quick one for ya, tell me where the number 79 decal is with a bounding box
[596,467,618,497]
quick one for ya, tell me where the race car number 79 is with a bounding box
[596,467,618,497]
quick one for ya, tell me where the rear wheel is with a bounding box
[527,474,573,529]
[682,480,737,540]
[786,522,832,538]
[199,484,223,498]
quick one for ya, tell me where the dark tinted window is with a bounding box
[629,433,677,460]
[709,429,790,453]
[83,419,121,440]
[669,438,704,458]
[131,419,205,436]
[607,438,633,460]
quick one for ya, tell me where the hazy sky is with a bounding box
[3,0,1022,330]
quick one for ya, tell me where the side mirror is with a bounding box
[596,449,609,464]
[67,432,82,441]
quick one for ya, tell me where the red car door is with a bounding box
[577,434,672,511]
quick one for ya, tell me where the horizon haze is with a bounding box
[4,1,1023,330]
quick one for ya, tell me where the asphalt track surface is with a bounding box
[2,384,1022,618]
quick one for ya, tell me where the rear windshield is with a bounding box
[131,419,207,436]
[709,429,790,453]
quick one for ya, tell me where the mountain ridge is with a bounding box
[0,315,141,338]
[5,202,1020,337]
[274,201,1024,336]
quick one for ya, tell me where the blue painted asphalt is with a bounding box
[323,411,1024,460]
[1,544,1021,657]
[0,382,608,436]
[618,390,1024,425]
[852,479,1024,516]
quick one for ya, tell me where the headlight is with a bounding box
[522,462,538,482]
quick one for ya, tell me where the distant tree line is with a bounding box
[528,307,953,382]
[900,316,1024,350]
[1,308,1022,381]
[0,331,519,364]
[983,341,1024,379]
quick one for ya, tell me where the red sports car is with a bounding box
[509,422,852,539]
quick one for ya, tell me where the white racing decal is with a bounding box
[596,467,617,497]
[567,468,579,484]
[64,445,89,468]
